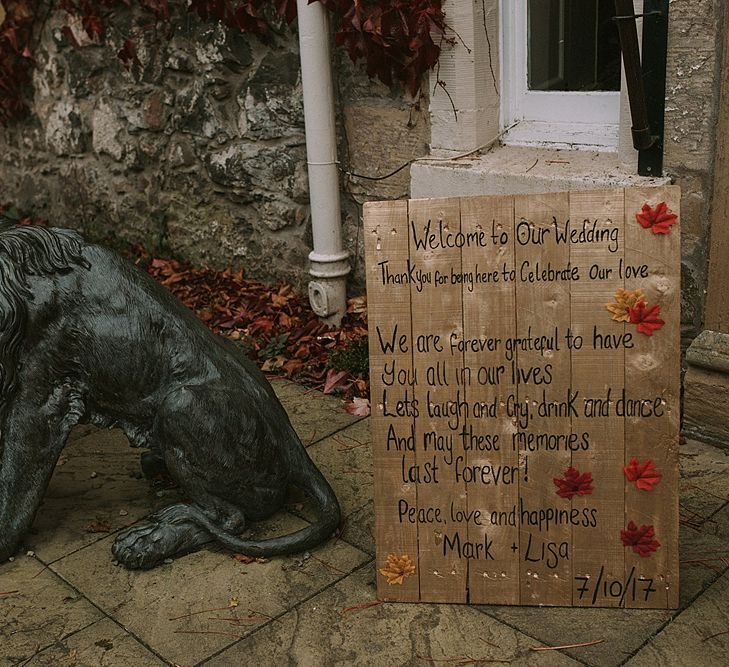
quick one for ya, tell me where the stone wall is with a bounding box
[0,7,429,291]
[663,0,725,344]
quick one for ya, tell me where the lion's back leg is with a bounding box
[112,384,262,569]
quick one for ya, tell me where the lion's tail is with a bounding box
[184,441,342,558]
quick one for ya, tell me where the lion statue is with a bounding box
[0,221,341,569]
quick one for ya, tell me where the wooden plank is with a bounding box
[623,185,681,609]
[408,196,468,603]
[513,192,572,606]
[459,195,519,604]
[569,189,626,608]
[363,200,419,602]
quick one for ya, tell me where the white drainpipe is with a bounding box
[296,0,350,326]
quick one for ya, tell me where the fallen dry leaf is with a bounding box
[323,368,350,394]
[232,554,269,564]
[84,520,112,533]
[345,397,371,416]
[347,295,367,315]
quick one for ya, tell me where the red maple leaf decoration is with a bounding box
[624,458,662,491]
[621,521,661,557]
[629,301,665,336]
[553,467,593,499]
[636,202,678,234]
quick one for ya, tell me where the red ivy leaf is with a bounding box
[629,301,665,336]
[117,39,139,68]
[60,24,80,48]
[621,521,661,557]
[553,467,593,500]
[3,26,19,52]
[624,458,662,491]
[82,13,104,41]
[636,201,678,234]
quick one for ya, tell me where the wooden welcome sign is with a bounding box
[364,186,680,608]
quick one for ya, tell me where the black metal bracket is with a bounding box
[638,0,670,177]
[614,0,670,176]
[612,11,664,21]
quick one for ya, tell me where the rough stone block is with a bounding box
[44,101,88,156]
[91,99,125,161]
[344,104,429,200]
[683,330,729,448]
[664,1,719,172]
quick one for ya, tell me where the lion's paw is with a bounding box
[112,514,211,570]
[112,522,171,570]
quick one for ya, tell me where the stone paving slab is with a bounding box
[678,439,729,524]
[700,502,729,542]
[50,513,370,666]
[0,555,102,666]
[25,429,182,565]
[626,571,729,666]
[337,500,375,556]
[298,418,373,521]
[20,618,167,667]
[205,565,581,667]
[270,378,363,446]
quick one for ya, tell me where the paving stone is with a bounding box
[482,599,670,666]
[298,418,373,522]
[480,522,729,667]
[205,565,581,666]
[26,429,182,564]
[0,555,102,666]
[679,440,729,524]
[699,502,729,542]
[21,618,166,666]
[626,572,729,666]
[270,378,363,446]
[67,424,98,443]
[338,500,375,556]
[51,513,369,666]
[678,524,729,605]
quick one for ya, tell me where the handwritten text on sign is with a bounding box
[365,188,680,608]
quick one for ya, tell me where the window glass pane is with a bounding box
[528,0,621,91]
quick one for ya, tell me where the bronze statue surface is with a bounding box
[0,221,341,569]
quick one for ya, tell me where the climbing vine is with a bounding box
[0,0,447,125]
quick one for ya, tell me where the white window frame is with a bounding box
[500,0,621,151]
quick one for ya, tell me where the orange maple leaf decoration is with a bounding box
[621,521,661,557]
[379,553,416,585]
[636,201,678,234]
[629,301,665,336]
[624,458,663,491]
[606,288,645,322]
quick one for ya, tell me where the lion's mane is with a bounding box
[0,222,90,406]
